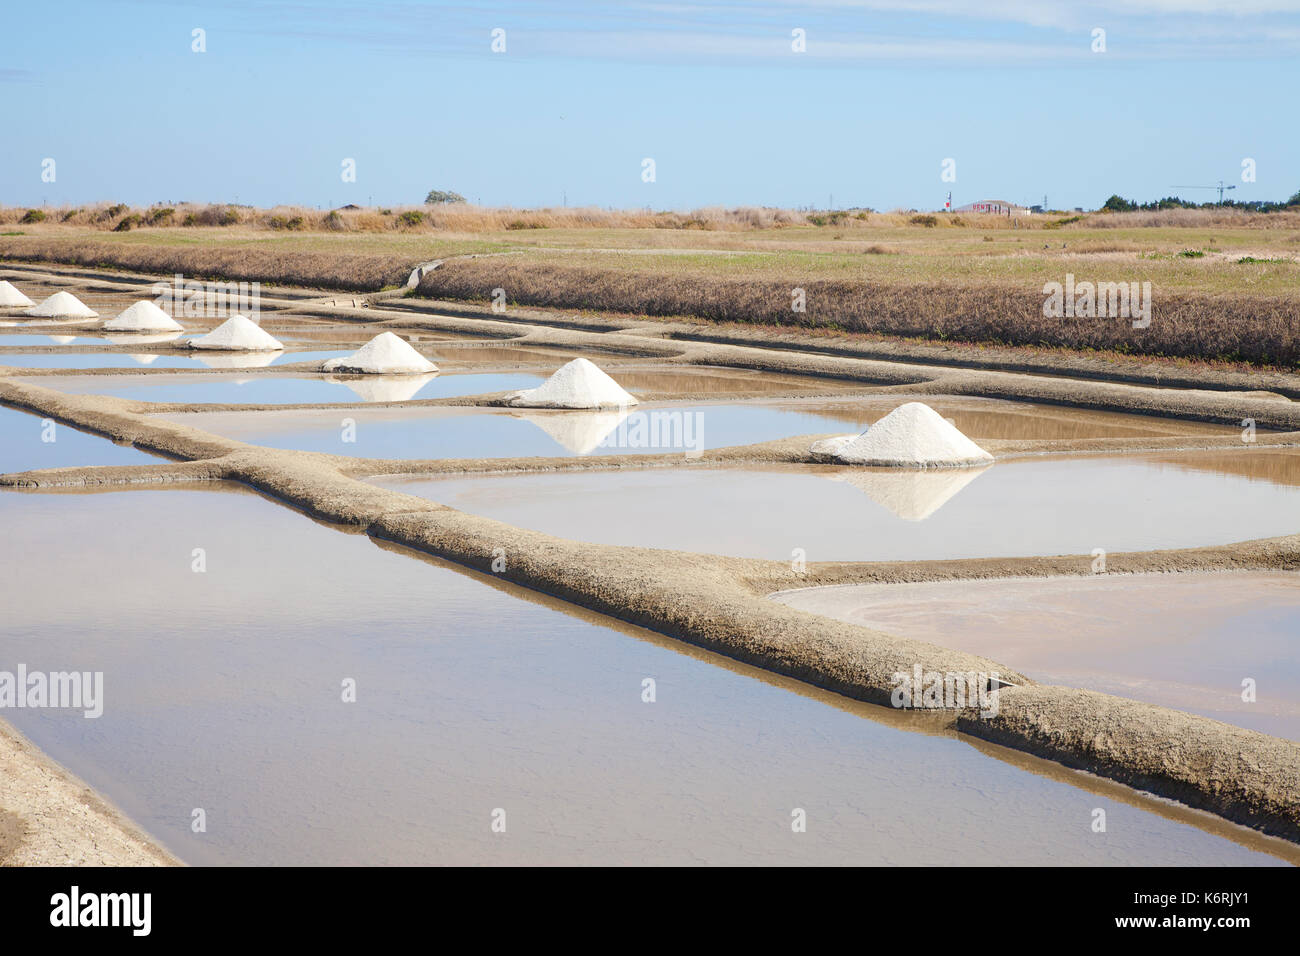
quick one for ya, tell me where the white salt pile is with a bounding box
[506,357,638,409]
[24,291,98,318]
[0,281,35,308]
[188,315,284,351]
[103,300,183,333]
[321,332,437,375]
[810,402,993,468]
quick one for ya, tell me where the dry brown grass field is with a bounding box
[3,202,1298,366]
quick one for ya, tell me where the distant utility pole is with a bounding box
[563,190,567,207]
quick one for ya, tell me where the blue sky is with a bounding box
[3,1,1298,211]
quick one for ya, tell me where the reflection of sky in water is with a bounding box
[237,399,1230,460]
[22,372,544,404]
[156,404,859,458]
[0,487,1283,867]
[375,457,1300,562]
[0,404,161,472]
[0,350,348,370]
[148,399,1242,463]
[0,334,112,346]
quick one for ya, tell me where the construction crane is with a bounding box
[1171,180,1238,204]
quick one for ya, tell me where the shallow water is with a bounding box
[152,404,856,458]
[0,403,161,472]
[0,333,110,346]
[148,398,1225,461]
[767,396,1240,440]
[1148,447,1300,488]
[0,486,1288,865]
[374,456,1300,561]
[771,573,1300,741]
[21,371,546,405]
[0,350,348,370]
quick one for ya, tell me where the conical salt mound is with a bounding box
[506,357,638,409]
[810,402,992,468]
[0,281,35,308]
[321,332,437,374]
[103,300,183,333]
[24,291,98,318]
[188,314,284,351]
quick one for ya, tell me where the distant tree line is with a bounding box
[1102,190,1300,213]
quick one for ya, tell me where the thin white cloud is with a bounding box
[756,0,1300,23]
[152,0,1300,62]
[527,29,1090,60]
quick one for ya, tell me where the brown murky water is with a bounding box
[428,345,586,366]
[772,572,1300,741]
[612,366,868,396]
[0,486,1291,865]
[1146,447,1300,487]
